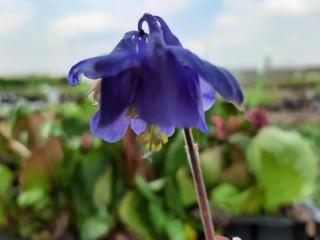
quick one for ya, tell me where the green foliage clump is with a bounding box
[1,76,320,239]
[246,127,318,211]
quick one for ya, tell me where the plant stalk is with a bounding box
[183,128,215,240]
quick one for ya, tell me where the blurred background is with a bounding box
[0,0,320,239]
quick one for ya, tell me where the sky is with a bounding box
[0,0,319,76]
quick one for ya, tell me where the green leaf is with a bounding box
[246,127,318,211]
[0,204,5,226]
[18,188,50,209]
[10,100,30,130]
[165,131,187,175]
[164,177,186,218]
[81,151,106,195]
[210,183,242,214]
[211,183,263,215]
[148,178,166,191]
[148,203,167,236]
[118,191,153,240]
[184,224,198,240]
[135,176,160,203]
[61,102,84,118]
[0,165,14,226]
[210,100,240,119]
[93,168,112,208]
[199,147,223,188]
[165,219,186,240]
[192,128,210,149]
[79,214,113,240]
[0,164,13,195]
[18,216,43,238]
[241,186,263,214]
[176,168,197,207]
[228,133,251,151]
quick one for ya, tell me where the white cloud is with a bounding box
[265,0,320,15]
[0,12,26,32]
[86,0,190,15]
[51,11,121,37]
[50,0,191,38]
[139,0,190,15]
[215,14,238,28]
[184,40,206,57]
[0,0,192,75]
[0,0,319,75]
[207,0,320,68]
[0,0,34,34]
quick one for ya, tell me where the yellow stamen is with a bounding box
[137,125,169,152]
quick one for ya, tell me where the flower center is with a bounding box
[137,125,168,152]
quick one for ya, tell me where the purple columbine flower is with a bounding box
[68,13,243,151]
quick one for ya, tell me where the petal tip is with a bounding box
[67,70,80,86]
[196,120,209,133]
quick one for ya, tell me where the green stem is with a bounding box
[183,128,215,240]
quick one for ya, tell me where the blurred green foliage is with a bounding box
[247,127,318,211]
[0,77,320,240]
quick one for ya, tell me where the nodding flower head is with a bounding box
[67,13,244,151]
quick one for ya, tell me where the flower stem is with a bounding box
[183,128,215,240]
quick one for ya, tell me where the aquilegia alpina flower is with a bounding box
[68,13,243,150]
